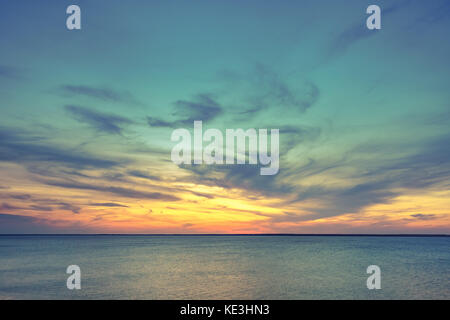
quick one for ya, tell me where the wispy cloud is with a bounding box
[328,0,412,58]
[58,85,142,105]
[0,127,120,169]
[42,179,180,201]
[219,65,320,119]
[410,214,437,220]
[286,134,450,220]
[0,196,81,214]
[177,131,450,224]
[249,64,320,113]
[90,202,129,208]
[127,170,161,181]
[147,94,223,128]
[279,125,321,154]
[179,164,293,197]
[65,105,133,135]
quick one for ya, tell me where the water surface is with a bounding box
[0,235,448,299]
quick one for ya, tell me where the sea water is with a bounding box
[0,235,448,299]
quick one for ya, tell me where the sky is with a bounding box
[0,0,449,234]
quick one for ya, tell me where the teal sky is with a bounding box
[0,0,449,234]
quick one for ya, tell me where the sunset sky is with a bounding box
[0,0,449,234]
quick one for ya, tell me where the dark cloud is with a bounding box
[235,106,265,119]
[147,117,177,128]
[0,213,54,233]
[222,65,320,119]
[127,170,161,181]
[147,94,223,128]
[354,134,450,189]
[0,202,21,211]
[0,197,81,214]
[90,203,129,208]
[42,179,180,201]
[189,191,215,199]
[297,180,400,220]
[172,94,222,123]
[410,214,437,220]
[251,64,319,113]
[147,67,319,127]
[9,194,32,200]
[279,125,321,155]
[56,202,81,214]
[29,205,53,212]
[179,164,292,197]
[65,105,133,135]
[174,124,321,197]
[0,127,120,169]
[0,213,89,234]
[286,134,450,220]
[179,132,450,223]
[58,85,141,105]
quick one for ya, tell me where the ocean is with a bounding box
[0,235,448,299]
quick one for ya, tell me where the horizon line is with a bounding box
[0,233,448,237]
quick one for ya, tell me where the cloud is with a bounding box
[250,64,319,112]
[147,117,177,128]
[173,124,321,197]
[178,131,450,224]
[354,134,450,189]
[9,194,32,200]
[172,94,223,123]
[90,203,129,208]
[127,170,161,181]
[286,134,450,220]
[1,197,81,214]
[0,213,54,233]
[0,213,90,234]
[329,22,376,58]
[56,202,81,214]
[65,105,133,135]
[58,85,141,105]
[147,94,223,128]
[147,67,319,128]
[0,203,22,211]
[279,125,321,154]
[0,127,120,169]
[42,179,180,201]
[328,0,412,58]
[179,164,293,198]
[220,65,320,118]
[298,180,399,220]
[410,214,437,220]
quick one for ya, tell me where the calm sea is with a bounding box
[0,235,448,299]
